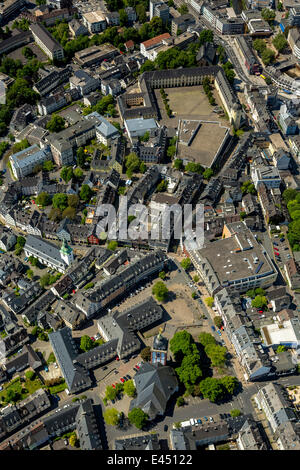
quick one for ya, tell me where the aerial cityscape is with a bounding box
[0,0,299,454]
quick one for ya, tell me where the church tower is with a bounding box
[60,239,74,266]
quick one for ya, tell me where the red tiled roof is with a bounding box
[141,33,171,49]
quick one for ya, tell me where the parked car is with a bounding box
[91,337,95,341]
[135,365,140,369]
[280,238,285,243]
[273,242,278,246]
[120,378,125,383]
[197,418,202,424]
[116,356,120,361]
[112,384,116,388]
[133,367,138,372]
[44,366,49,372]
[203,416,208,421]
[111,399,115,404]
[211,326,216,332]
[126,374,131,380]
[64,439,68,446]
[163,424,168,432]
[94,334,101,340]
[102,366,107,371]
[217,330,221,336]
[209,417,214,422]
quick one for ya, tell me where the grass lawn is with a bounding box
[48,381,67,394]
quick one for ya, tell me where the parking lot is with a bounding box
[98,356,144,398]
[271,235,292,265]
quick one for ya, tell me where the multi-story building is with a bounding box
[69,70,100,97]
[30,23,64,61]
[255,383,297,434]
[288,6,300,26]
[251,166,281,189]
[150,0,169,21]
[171,13,196,35]
[37,91,67,116]
[187,221,277,295]
[75,250,167,318]
[125,6,137,23]
[202,5,244,34]
[85,112,119,146]
[46,119,96,166]
[235,36,260,74]
[82,11,107,33]
[33,66,72,96]
[0,0,26,25]
[140,32,171,59]
[288,27,300,60]
[73,44,119,68]
[9,144,52,180]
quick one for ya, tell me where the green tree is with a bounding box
[123,380,136,397]
[40,273,51,288]
[77,147,86,168]
[36,192,51,207]
[105,385,117,401]
[159,271,166,280]
[49,208,62,222]
[170,330,195,361]
[176,348,202,387]
[62,207,76,220]
[73,168,83,180]
[152,281,169,302]
[251,295,268,309]
[273,33,288,52]
[52,193,68,211]
[25,370,35,380]
[277,345,287,353]
[156,180,168,192]
[80,184,93,202]
[104,408,120,426]
[253,39,267,54]
[220,376,238,395]
[205,296,214,308]
[178,4,188,14]
[205,344,227,367]
[80,335,94,352]
[176,396,185,407]
[60,166,73,183]
[230,409,241,418]
[198,332,216,348]
[26,269,34,280]
[261,8,276,24]
[283,189,298,205]
[107,240,118,251]
[213,316,223,329]
[128,408,148,429]
[203,168,214,180]
[193,275,200,282]
[68,194,79,208]
[69,433,78,447]
[174,159,183,170]
[125,152,140,174]
[43,160,54,172]
[46,114,65,133]
[140,346,151,362]
[199,377,224,402]
[17,236,26,247]
[261,48,275,66]
[180,258,191,270]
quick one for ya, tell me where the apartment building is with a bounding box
[69,70,100,97]
[74,44,119,68]
[9,144,52,180]
[30,23,64,61]
[255,383,297,433]
[171,13,196,35]
[235,36,260,75]
[82,11,107,33]
[251,166,281,189]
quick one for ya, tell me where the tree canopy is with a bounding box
[128,408,148,429]
[152,281,169,302]
[104,408,120,426]
[46,114,66,133]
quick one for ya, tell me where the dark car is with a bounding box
[133,367,137,372]
[102,366,107,371]
[126,374,131,380]
[163,425,168,432]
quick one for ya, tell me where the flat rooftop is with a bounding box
[177,120,230,168]
[261,320,300,346]
[198,232,274,284]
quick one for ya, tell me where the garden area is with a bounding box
[0,373,43,405]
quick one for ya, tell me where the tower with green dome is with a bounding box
[60,239,74,266]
